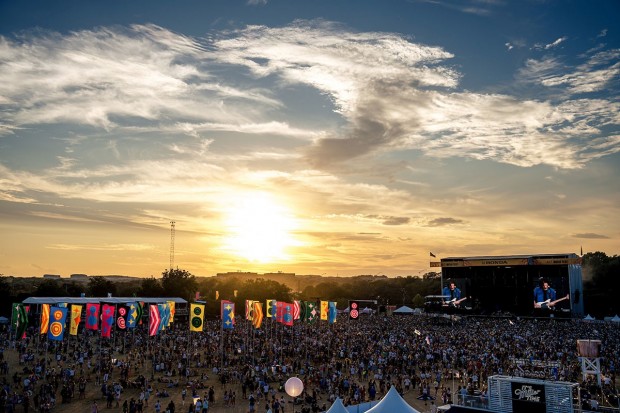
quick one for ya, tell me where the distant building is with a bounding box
[43,274,61,279]
[70,274,89,280]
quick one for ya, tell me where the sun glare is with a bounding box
[223,192,298,263]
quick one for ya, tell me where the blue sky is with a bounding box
[0,0,618,277]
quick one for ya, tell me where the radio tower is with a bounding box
[169,221,176,271]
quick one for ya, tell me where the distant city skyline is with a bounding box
[0,0,618,277]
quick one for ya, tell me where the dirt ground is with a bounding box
[3,342,446,413]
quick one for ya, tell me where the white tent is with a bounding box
[584,314,595,321]
[611,315,620,323]
[326,398,348,413]
[365,386,421,413]
[393,306,415,314]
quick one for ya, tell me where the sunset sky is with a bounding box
[1,0,618,278]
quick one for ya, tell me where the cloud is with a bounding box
[572,233,610,239]
[597,29,607,38]
[533,36,568,51]
[247,0,267,4]
[47,243,155,251]
[427,217,464,226]
[0,20,618,178]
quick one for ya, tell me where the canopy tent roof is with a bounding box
[22,297,187,305]
[393,306,415,313]
[584,314,595,320]
[611,315,620,323]
[365,386,421,413]
[326,398,348,413]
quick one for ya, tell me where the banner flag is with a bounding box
[320,301,329,321]
[252,302,263,329]
[245,300,254,320]
[126,302,139,328]
[101,304,115,338]
[304,301,318,323]
[266,299,276,318]
[15,304,29,339]
[48,307,67,341]
[167,301,175,323]
[85,303,100,330]
[116,305,128,331]
[328,301,337,324]
[40,304,50,334]
[70,305,82,335]
[149,304,161,336]
[283,302,294,326]
[221,301,235,330]
[190,303,204,332]
[293,301,301,320]
[348,300,360,320]
[276,301,284,323]
[157,304,167,332]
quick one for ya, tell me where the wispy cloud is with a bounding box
[573,233,610,239]
[427,217,465,226]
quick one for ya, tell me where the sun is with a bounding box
[222,192,298,263]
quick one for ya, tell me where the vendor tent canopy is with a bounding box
[365,386,421,413]
[326,398,348,413]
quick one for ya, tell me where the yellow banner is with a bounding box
[70,305,82,336]
[190,304,204,332]
[167,301,175,323]
[320,301,328,321]
[430,262,442,267]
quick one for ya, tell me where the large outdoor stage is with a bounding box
[430,254,584,317]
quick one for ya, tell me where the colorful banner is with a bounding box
[245,300,254,320]
[167,301,175,323]
[40,303,50,334]
[252,302,263,329]
[149,304,161,336]
[48,307,67,341]
[320,301,329,321]
[276,301,284,323]
[116,305,128,331]
[283,302,294,326]
[126,302,139,328]
[293,301,301,320]
[85,303,100,331]
[328,301,337,324]
[266,299,276,318]
[14,304,29,339]
[101,304,115,338]
[69,305,82,336]
[304,301,317,323]
[221,300,235,330]
[190,303,204,332]
[157,304,167,332]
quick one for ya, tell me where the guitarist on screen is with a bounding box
[533,278,569,309]
[442,280,466,307]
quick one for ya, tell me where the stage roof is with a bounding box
[22,297,187,305]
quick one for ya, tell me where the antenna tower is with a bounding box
[169,221,176,271]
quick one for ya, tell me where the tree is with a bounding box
[412,294,425,308]
[88,276,117,297]
[35,279,66,297]
[138,276,164,297]
[161,268,197,300]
